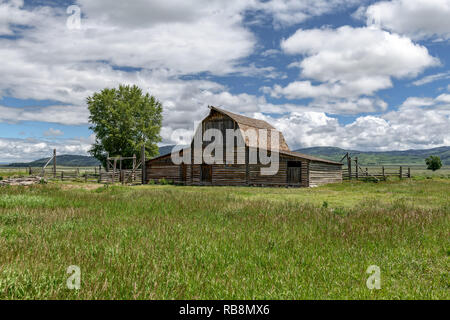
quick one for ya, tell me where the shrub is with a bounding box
[159,178,169,185]
[425,156,442,171]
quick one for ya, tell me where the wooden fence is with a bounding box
[26,166,142,184]
[343,165,411,182]
[18,147,147,185]
[30,167,101,183]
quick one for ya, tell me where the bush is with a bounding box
[159,178,169,185]
[425,156,442,171]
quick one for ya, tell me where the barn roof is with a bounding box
[279,150,343,165]
[209,106,275,130]
[208,106,291,152]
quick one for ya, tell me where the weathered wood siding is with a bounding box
[309,161,342,187]
[146,154,182,184]
[212,164,246,186]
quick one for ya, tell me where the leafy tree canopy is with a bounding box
[425,155,442,171]
[87,84,162,167]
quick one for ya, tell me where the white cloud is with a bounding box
[400,97,435,108]
[43,128,64,137]
[436,93,450,103]
[261,94,450,151]
[0,105,89,125]
[361,0,450,40]
[0,0,39,35]
[256,0,366,27]
[281,26,438,84]
[0,136,93,162]
[412,72,450,86]
[263,26,439,114]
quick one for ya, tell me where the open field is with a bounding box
[0,179,448,299]
[0,166,99,179]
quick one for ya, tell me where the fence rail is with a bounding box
[8,166,143,184]
[343,166,411,181]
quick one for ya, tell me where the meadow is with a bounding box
[0,178,448,299]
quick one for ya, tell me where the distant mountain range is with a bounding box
[3,146,449,167]
[6,155,102,167]
[294,146,450,165]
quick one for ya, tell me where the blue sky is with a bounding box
[0,0,449,162]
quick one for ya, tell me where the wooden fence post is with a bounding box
[119,158,123,182]
[382,166,385,179]
[28,166,32,175]
[408,167,411,178]
[53,149,56,178]
[98,165,102,183]
[399,166,402,179]
[113,159,117,183]
[61,171,64,181]
[347,155,352,181]
[355,157,358,180]
[365,167,368,177]
[141,145,146,185]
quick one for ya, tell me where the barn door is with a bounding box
[201,164,212,182]
[287,161,301,185]
[181,164,187,182]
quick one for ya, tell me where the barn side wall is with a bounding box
[308,161,342,187]
[146,154,182,184]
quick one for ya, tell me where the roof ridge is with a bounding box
[209,106,275,129]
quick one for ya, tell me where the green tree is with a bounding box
[425,156,442,171]
[87,84,163,167]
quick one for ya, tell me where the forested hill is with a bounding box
[6,155,101,167]
[294,146,450,165]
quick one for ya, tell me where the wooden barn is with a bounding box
[146,106,342,187]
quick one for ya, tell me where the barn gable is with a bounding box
[205,106,290,152]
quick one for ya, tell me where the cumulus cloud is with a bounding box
[263,26,439,114]
[0,105,89,125]
[412,72,450,86]
[281,26,438,87]
[360,0,450,40]
[0,136,94,162]
[256,0,367,27]
[43,128,64,137]
[261,94,450,151]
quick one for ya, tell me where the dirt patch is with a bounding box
[59,183,104,191]
[0,176,44,186]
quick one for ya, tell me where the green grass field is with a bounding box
[0,179,448,299]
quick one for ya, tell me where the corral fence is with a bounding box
[18,148,147,185]
[30,166,102,183]
[341,153,411,182]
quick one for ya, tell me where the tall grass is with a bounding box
[0,179,448,299]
